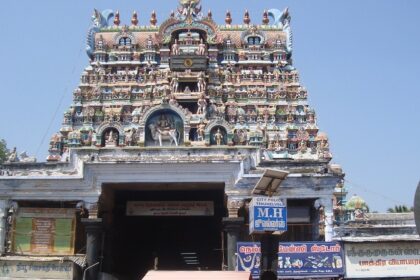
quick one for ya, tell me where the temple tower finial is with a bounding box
[225,10,232,25]
[150,10,157,26]
[243,10,250,25]
[131,11,138,26]
[114,10,120,26]
[262,10,269,25]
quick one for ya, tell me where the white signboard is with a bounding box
[0,260,73,279]
[126,201,214,216]
[345,242,420,278]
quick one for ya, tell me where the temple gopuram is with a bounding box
[0,1,345,279]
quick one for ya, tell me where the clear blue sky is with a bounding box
[1,0,419,212]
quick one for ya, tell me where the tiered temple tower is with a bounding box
[0,1,345,279]
[48,1,331,162]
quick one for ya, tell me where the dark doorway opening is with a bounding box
[179,82,198,92]
[102,183,226,280]
[178,101,198,115]
[282,198,316,241]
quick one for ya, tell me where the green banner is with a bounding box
[54,235,72,253]
[55,218,72,235]
[14,234,31,252]
[14,217,33,252]
[15,217,32,234]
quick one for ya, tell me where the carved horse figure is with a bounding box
[148,123,179,146]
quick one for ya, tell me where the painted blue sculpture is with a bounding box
[267,9,282,26]
[86,9,114,59]
[268,8,293,55]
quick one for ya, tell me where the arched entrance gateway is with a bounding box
[100,182,226,279]
[0,0,345,280]
[77,149,253,280]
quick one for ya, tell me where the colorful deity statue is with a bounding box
[214,128,224,145]
[197,94,207,115]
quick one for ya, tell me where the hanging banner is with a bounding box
[277,242,344,277]
[126,201,214,216]
[249,196,287,234]
[344,242,420,278]
[237,242,261,280]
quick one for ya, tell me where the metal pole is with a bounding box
[83,262,100,280]
[261,183,278,280]
[260,234,278,280]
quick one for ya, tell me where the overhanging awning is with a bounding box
[252,169,289,196]
[142,271,251,280]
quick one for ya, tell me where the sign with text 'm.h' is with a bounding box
[249,196,287,234]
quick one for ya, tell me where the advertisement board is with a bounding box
[126,201,214,216]
[277,242,344,277]
[345,242,420,278]
[237,242,261,279]
[249,197,287,234]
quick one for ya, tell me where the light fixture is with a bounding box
[252,169,289,196]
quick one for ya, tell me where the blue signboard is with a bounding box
[237,242,261,279]
[249,197,287,234]
[277,242,344,277]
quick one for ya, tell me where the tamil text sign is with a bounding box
[249,196,286,234]
[126,201,214,216]
[278,242,344,277]
[345,242,420,278]
[237,242,261,279]
[0,260,74,279]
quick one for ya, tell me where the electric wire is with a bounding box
[344,178,409,207]
[35,34,86,159]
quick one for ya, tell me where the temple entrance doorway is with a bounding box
[101,183,226,280]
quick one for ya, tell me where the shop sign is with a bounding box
[236,242,261,279]
[126,201,214,216]
[249,197,287,234]
[277,242,344,277]
[0,260,73,279]
[345,242,420,278]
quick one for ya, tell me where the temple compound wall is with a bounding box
[0,1,344,279]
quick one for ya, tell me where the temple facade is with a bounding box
[0,1,345,279]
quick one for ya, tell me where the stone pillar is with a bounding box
[324,212,334,241]
[227,197,244,218]
[223,217,243,271]
[0,200,8,254]
[313,200,322,240]
[318,198,334,241]
[81,218,103,280]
